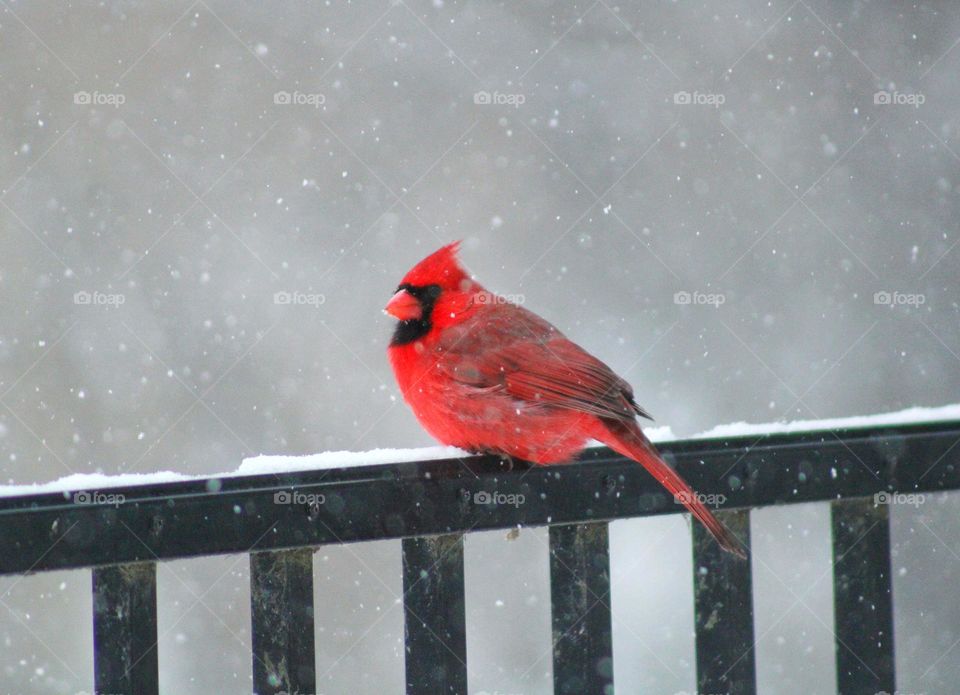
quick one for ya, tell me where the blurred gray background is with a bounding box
[1,1,959,693]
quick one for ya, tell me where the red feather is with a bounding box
[387,244,746,558]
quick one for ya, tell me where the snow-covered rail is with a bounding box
[2,418,959,694]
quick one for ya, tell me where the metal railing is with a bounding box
[2,419,958,694]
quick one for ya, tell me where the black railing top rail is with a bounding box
[2,418,958,576]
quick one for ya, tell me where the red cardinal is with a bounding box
[385,242,744,558]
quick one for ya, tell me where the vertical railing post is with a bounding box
[250,548,316,695]
[692,508,756,695]
[831,498,896,694]
[549,522,614,695]
[402,534,467,694]
[92,561,159,695]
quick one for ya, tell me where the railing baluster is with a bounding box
[92,561,159,695]
[693,508,756,695]
[250,548,316,695]
[549,522,613,695]
[831,498,895,694]
[402,534,467,694]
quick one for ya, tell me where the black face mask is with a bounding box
[390,283,442,346]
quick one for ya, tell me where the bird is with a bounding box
[384,241,745,558]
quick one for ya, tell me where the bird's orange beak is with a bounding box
[384,289,422,320]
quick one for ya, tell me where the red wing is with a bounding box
[434,303,652,423]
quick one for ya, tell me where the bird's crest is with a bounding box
[400,241,471,290]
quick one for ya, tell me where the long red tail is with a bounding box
[594,420,747,559]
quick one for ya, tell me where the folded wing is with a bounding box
[435,302,653,423]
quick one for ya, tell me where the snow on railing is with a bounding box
[3,402,958,497]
